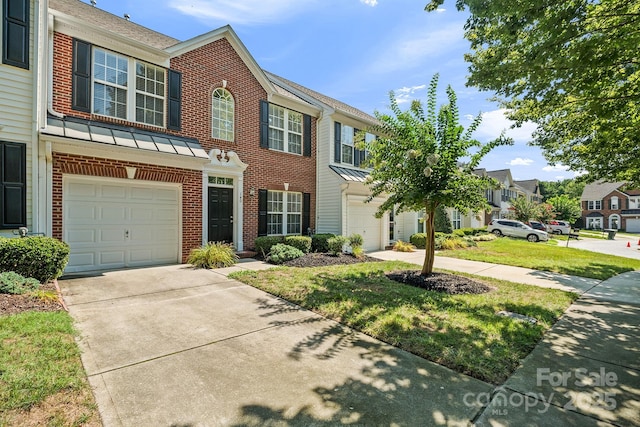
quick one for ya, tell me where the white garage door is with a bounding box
[347,201,383,252]
[64,177,180,273]
[626,218,640,233]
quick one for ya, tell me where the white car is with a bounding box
[546,220,571,235]
[487,219,549,242]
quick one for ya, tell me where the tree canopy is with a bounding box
[426,0,640,184]
[539,178,586,201]
[363,75,509,274]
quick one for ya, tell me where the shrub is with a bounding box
[410,233,426,249]
[0,237,70,283]
[472,233,497,242]
[348,233,364,249]
[0,271,41,294]
[453,227,488,237]
[327,236,349,255]
[187,242,238,269]
[283,236,312,254]
[352,246,365,259]
[311,233,336,253]
[254,236,284,257]
[393,240,416,252]
[434,205,452,233]
[435,235,470,250]
[267,244,304,264]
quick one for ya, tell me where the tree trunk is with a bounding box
[421,207,436,276]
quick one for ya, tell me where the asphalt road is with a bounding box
[565,233,640,260]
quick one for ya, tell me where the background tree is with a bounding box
[426,0,640,184]
[538,203,556,224]
[434,205,453,233]
[506,196,540,223]
[547,195,583,224]
[363,75,509,275]
[539,178,585,201]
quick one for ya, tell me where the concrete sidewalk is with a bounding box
[59,253,640,426]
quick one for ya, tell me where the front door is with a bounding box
[208,187,233,243]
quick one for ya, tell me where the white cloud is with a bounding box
[472,109,538,144]
[360,0,378,5]
[395,84,427,104]
[555,175,566,181]
[508,157,534,166]
[169,0,314,25]
[542,164,569,172]
[369,23,464,74]
[436,7,446,13]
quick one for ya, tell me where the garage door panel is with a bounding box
[627,219,640,233]
[64,178,180,272]
[348,202,383,252]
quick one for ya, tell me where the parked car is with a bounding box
[546,220,571,235]
[528,220,547,232]
[487,219,549,242]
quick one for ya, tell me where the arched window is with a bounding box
[212,88,234,141]
[609,214,620,229]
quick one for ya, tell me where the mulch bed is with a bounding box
[281,252,382,267]
[0,282,65,316]
[385,270,495,295]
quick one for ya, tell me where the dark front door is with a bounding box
[208,187,233,243]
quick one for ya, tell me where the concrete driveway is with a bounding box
[565,235,640,260]
[60,264,491,426]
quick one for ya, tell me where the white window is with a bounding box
[610,196,619,210]
[485,189,494,203]
[452,210,462,230]
[341,124,354,164]
[629,197,640,209]
[212,88,234,141]
[93,48,165,126]
[268,105,302,154]
[587,217,603,229]
[267,191,302,235]
[609,214,620,229]
[587,200,602,210]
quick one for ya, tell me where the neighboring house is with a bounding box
[580,181,640,232]
[0,0,46,237]
[38,0,318,272]
[514,179,543,204]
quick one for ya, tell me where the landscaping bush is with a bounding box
[453,227,487,237]
[187,242,238,269]
[327,236,349,255]
[393,240,416,252]
[0,236,70,283]
[348,233,364,249]
[0,271,40,294]
[437,235,470,250]
[284,236,312,254]
[410,233,426,249]
[471,233,497,242]
[267,244,304,264]
[311,233,336,253]
[254,236,284,257]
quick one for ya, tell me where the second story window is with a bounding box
[485,189,494,203]
[268,105,302,154]
[90,47,165,126]
[587,200,602,210]
[341,124,354,164]
[629,197,640,209]
[610,196,619,210]
[212,88,234,141]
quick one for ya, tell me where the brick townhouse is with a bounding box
[39,0,318,272]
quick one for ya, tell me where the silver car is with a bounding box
[487,219,549,242]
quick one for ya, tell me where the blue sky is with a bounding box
[89,0,581,182]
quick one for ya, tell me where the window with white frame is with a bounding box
[212,88,234,141]
[485,189,494,203]
[610,196,619,210]
[267,191,302,235]
[587,217,603,229]
[587,200,602,210]
[268,105,302,154]
[629,197,640,209]
[93,48,165,126]
[341,124,354,164]
[451,209,462,230]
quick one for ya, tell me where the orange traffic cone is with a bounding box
[637,239,640,245]
[627,242,631,248]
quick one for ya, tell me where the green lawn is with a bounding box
[439,237,640,280]
[0,311,98,425]
[230,261,577,384]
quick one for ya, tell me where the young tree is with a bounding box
[363,75,509,275]
[434,205,453,233]
[507,196,540,223]
[547,195,582,223]
[426,0,640,185]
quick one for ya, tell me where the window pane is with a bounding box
[288,133,301,154]
[212,88,234,141]
[342,125,354,146]
[287,214,301,234]
[269,105,284,129]
[269,129,284,151]
[342,145,353,164]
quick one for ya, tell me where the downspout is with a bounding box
[314,108,323,234]
[31,0,43,233]
[47,13,64,119]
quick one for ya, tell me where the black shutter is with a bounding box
[1,142,26,228]
[334,122,341,163]
[303,114,311,157]
[258,189,268,236]
[259,100,269,148]
[168,69,182,130]
[302,192,311,235]
[608,199,611,209]
[2,0,29,69]
[72,39,92,112]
